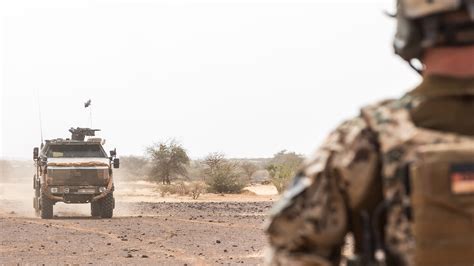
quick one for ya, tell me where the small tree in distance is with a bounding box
[266,150,304,194]
[146,140,190,185]
[203,153,245,194]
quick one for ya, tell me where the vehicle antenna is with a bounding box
[35,88,44,146]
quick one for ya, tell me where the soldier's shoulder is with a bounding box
[360,96,416,128]
[303,100,386,177]
[324,97,402,141]
[301,99,398,208]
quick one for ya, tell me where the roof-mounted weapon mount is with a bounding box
[69,127,101,141]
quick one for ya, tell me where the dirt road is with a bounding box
[0,183,276,265]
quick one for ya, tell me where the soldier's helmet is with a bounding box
[394,0,474,62]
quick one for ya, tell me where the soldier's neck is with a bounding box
[423,46,474,78]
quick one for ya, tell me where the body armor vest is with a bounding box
[362,97,474,266]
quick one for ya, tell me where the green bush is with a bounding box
[203,153,246,194]
[266,150,304,194]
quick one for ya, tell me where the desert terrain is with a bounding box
[0,181,278,265]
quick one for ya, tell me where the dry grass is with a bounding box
[158,181,207,200]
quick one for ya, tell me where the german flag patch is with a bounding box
[451,164,474,195]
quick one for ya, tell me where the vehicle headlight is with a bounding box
[99,187,107,193]
[50,187,58,193]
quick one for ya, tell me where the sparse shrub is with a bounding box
[203,153,246,194]
[266,150,304,194]
[157,181,207,199]
[189,181,206,200]
[267,164,292,194]
[174,180,189,196]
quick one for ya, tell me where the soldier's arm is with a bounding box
[265,117,380,266]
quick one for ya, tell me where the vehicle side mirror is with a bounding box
[110,149,117,157]
[33,147,39,160]
[113,158,120,169]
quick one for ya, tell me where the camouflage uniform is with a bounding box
[265,76,474,265]
[266,0,474,263]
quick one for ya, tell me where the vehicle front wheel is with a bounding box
[99,192,114,219]
[40,193,54,219]
[91,201,101,217]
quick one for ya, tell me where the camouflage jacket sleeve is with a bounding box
[265,117,380,266]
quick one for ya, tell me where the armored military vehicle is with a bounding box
[33,127,119,219]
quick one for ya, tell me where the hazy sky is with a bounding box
[1,0,420,160]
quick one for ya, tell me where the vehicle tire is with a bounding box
[34,197,40,217]
[34,187,41,217]
[99,192,114,218]
[35,186,40,197]
[40,193,54,219]
[91,201,101,217]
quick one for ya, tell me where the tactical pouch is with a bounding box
[410,144,474,266]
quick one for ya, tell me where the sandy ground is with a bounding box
[0,181,278,265]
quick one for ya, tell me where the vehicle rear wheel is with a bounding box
[40,193,54,219]
[34,187,41,217]
[34,198,40,217]
[99,192,114,218]
[91,201,101,217]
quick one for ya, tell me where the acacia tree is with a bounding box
[266,150,304,193]
[146,140,190,185]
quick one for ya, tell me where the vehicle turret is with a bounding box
[69,127,101,141]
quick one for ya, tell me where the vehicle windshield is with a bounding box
[47,144,107,158]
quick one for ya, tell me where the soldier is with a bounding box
[265,1,474,265]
